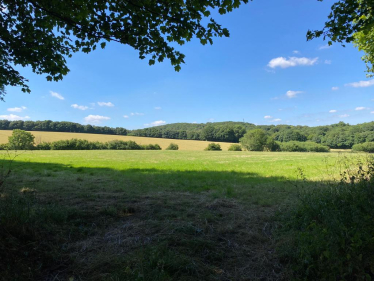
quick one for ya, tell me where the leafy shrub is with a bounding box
[277,159,374,280]
[50,139,92,150]
[166,143,179,150]
[352,142,374,153]
[106,140,142,150]
[228,144,242,151]
[141,144,162,150]
[264,138,280,152]
[0,143,8,150]
[240,129,267,151]
[204,143,222,151]
[8,129,35,150]
[35,142,51,150]
[280,141,329,152]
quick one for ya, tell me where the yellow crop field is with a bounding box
[0,130,235,151]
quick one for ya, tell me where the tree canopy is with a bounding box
[307,0,374,76]
[0,0,249,93]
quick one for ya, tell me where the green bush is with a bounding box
[239,129,267,151]
[35,142,51,150]
[7,129,35,150]
[141,144,162,150]
[0,143,8,150]
[204,143,222,151]
[352,142,374,153]
[228,144,242,151]
[277,159,374,280]
[280,141,329,152]
[166,143,179,150]
[106,140,142,150]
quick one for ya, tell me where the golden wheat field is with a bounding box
[0,130,235,151]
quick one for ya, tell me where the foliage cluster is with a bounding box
[204,143,222,151]
[166,143,179,150]
[278,158,374,280]
[240,129,280,151]
[352,142,374,153]
[1,135,162,151]
[228,144,242,151]
[279,141,330,152]
[7,129,35,150]
[0,120,128,136]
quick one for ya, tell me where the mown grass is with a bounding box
[0,150,364,280]
[0,130,236,151]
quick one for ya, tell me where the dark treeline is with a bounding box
[130,121,374,149]
[2,120,374,149]
[0,120,128,135]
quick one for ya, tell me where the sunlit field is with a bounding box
[0,130,236,151]
[0,150,363,280]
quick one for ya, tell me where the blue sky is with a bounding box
[2,0,374,130]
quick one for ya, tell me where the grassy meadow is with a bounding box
[0,149,365,280]
[0,130,236,151]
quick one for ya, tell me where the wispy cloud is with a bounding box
[264,115,272,119]
[50,91,64,100]
[324,60,332,64]
[97,102,114,107]
[286,90,303,98]
[293,50,300,54]
[345,79,374,88]
[144,120,166,127]
[270,118,282,122]
[7,106,26,112]
[123,115,129,118]
[130,112,144,116]
[319,44,331,50]
[154,107,162,110]
[329,110,337,113]
[84,115,110,124]
[355,107,369,111]
[268,57,318,69]
[332,87,339,91]
[71,104,88,110]
[0,114,30,121]
[339,114,349,118]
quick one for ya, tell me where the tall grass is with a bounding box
[277,156,374,280]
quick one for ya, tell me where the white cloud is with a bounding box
[371,111,374,114]
[0,114,30,121]
[329,110,337,113]
[154,107,162,110]
[286,90,303,98]
[144,120,166,127]
[130,112,144,116]
[123,115,129,118]
[264,115,272,119]
[324,60,332,64]
[267,57,318,69]
[50,91,64,100]
[7,106,26,112]
[345,79,374,88]
[84,115,110,124]
[293,50,300,54]
[332,87,339,91]
[97,102,114,107]
[339,114,349,118]
[271,118,282,122]
[355,107,368,111]
[71,104,88,110]
[319,44,331,50]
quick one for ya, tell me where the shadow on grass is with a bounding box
[0,159,322,281]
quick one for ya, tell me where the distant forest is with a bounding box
[1,120,374,149]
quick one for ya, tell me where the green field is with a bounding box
[0,150,363,280]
